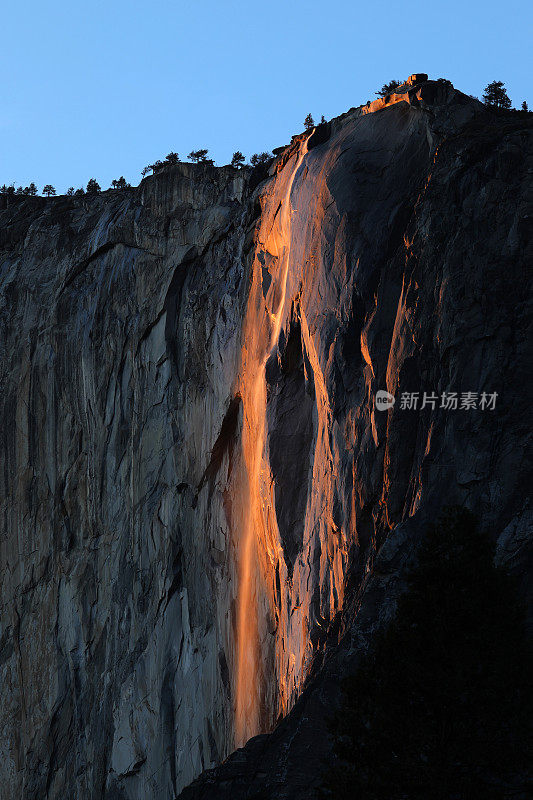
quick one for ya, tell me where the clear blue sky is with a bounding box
[2,0,531,193]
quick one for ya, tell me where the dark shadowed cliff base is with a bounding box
[0,77,531,800]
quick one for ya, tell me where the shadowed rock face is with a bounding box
[266,313,314,574]
[0,80,531,800]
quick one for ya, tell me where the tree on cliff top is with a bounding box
[230,151,245,168]
[188,149,209,163]
[165,152,179,165]
[323,507,532,799]
[304,113,314,129]
[111,176,130,189]
[376,79,401,97]
[250,152,271,167]
[43,185,56,197]
[483,80,512,109]
[86,178,101,194]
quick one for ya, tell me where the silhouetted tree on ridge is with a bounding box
[250,152,271,167]
[483,80,512,109]
[376,79,401,97]
[230,151,245,168]
[86,178,101,195]
[188,149,209,163]
[111,176,130,189]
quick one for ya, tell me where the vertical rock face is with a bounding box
[0,165,251,798]
[0,80,531,799]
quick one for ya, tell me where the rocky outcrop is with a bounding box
[0,79,531,800]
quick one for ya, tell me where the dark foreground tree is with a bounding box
[522,101,529,111]
[376,79,401,97]
[43,184,56,197]
[86,178,101,194]
[323,507,532,800]
[230,151,245,168]
[304,113,314,129]
[483,80,512,109]
[67,187,75,196]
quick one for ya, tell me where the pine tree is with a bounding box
[188,149,209,163]
[111,177,129,189]
[230,151,245,168]
[304,113,314,130]
[43,185,56,197]
[165,152,179,165]
[522,101,529,111]
[376,79,401,97]
[67,187,75,196]
[86,178,101,195]
[483,80,512,109]
[250,152,271,167]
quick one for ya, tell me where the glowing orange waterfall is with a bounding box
[234,134,311,747]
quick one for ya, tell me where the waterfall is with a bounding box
[234,134,311,747]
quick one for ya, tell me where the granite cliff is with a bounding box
[0,76,531,799]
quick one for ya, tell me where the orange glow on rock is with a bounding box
[234,135,311,747]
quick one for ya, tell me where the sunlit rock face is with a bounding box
[0,80,531,800]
